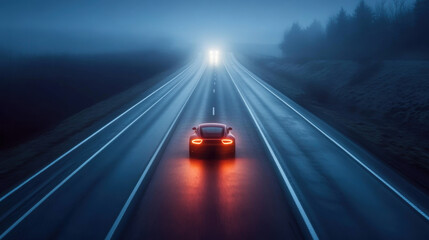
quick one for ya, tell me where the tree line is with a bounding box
[280,0,429,60]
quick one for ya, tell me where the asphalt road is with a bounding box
[0,53,428,239]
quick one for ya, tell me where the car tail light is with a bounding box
[221,139,233,145]
[191,139,203,144]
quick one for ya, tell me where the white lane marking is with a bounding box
[0,65,201,239]
[213,89,215,93]
[0,62,196,203]
[212,107,215,116]
[225,64,319,240]
[105,64,205,240]
[231,56,429,221]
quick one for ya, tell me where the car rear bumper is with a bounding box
[190,144,235,155]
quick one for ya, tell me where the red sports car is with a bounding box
[189,123,235,158]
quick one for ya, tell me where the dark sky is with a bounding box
[0,0,415,54]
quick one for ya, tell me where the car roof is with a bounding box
[198,123,226,128]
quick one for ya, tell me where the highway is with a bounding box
[0,53,428,239]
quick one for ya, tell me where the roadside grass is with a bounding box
[237,54,429,193]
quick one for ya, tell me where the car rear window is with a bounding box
[200,126,224,138]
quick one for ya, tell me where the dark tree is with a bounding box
[414,0,429,46]
[302,20,325,59]
[350,1,375,59]
[373,1,393,57]
[280,23,303,58]
[326,8,351,58]
[279,0,426,60]
[280,21,325,60]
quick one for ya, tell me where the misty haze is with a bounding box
[0,0,428,239]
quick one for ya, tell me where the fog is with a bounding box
[0,0,407,55]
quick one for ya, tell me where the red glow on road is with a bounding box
[136,145,266,239]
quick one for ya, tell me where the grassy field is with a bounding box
[238,54,429,193]
[0,51,184,149]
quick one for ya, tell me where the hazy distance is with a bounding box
[0,0,415,54]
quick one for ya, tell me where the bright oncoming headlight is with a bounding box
[209,49,220,65]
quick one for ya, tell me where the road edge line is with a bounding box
[105,63,207,240]
[0,63,203,239]
[0,61,196,203]
[231,55,429,221]
[225,62,319,240]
